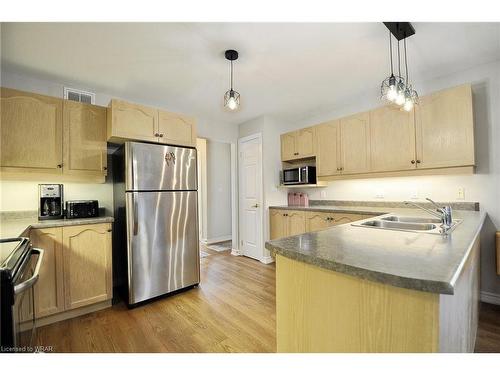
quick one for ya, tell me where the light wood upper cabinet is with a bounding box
[107,99,158,143]
[63,223,112,310]
[30,227,65,318]
[316,120,341,176]
[370,105,416,172]
[63,101,107,177]
[296,128,315,158]
[281,132,297,161]
[415,84,475,169]
[281,128,316,161]
[1,87,63,173]
[158,110,197,147]
[340,112,371,174]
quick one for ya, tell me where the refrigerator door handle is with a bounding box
[133,196,138,236]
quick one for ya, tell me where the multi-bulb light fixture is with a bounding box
[380,22,418,111]
[223,49,240,111]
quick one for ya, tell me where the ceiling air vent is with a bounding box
[64,87,95,104]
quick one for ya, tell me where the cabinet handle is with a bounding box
[411,160,416,164]
[57,164,62,168]
[107,229,112,232]
[416,160,421,164]
[103,166,107,171]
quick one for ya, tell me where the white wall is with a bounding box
[206,140,232,242]
[260,60,500,296]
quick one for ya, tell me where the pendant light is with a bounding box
[380,22,418,111]
[224,49,240,111]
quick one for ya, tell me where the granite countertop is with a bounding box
[265,205,486,295]
[0,215,114,239]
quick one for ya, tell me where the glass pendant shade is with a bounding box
[224,89,240,111]
[395,79,406,105]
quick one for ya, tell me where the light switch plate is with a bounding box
[457,187,465,200]
[320,191,327,199]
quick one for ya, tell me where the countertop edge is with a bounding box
[266,243,455,295]
[269,206,389,215]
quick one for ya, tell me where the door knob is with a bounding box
[252,204,259,208]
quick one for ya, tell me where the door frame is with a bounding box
[236,133,264,262]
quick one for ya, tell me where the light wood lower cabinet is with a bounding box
[29,223,112,322]
[1,87,63,174]
[63,101,107,178]
[272,209,370,239]
[30,227,65,318]
[63,223,113,310]
[270,209,306,240]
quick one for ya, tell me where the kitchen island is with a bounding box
[265,205,485,353]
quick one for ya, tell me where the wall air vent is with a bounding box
[63,87,95,104]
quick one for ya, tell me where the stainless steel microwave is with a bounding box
[282,166,316,185]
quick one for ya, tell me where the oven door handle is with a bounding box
[14,248,44,295]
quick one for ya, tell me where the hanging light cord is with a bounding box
[389,31,394,75]
[230,60,233,91]
[397,40,402,78]
[404,37,409,83]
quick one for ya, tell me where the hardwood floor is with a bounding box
[35,249,276,353]
[35,249,500,353]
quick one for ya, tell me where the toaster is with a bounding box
[65,200,99,219]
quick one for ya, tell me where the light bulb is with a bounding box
[403,98,414,112]
[226,96,238,110]
[395,91,405,105]
[387,85,397,101]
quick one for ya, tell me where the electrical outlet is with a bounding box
[457,187,465,200]
[375,191,384,199]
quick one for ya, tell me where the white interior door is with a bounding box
[238,134,263,261]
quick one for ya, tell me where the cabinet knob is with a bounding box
[159,133,164,137]
[411,160,416,164]
[103,166,107,171]
[416,160,421,164]
[339,167,343,171]
[57,164,62,168]
[154,133,160,137]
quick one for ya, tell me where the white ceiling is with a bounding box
[1,22,500,125]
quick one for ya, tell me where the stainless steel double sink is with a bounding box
[352,214,462,234]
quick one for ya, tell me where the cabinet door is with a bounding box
[340,112,371,174]
[287,210,306,236]
[281,132,297,161]
[331,213,363,225]
[108,99,158,142]
[30,227,64,318]
[63,101,107,177]
[270,209,287,240]
[305,211,335,232]
[316,120,341,176]
[370,105,416,172]
[158,110,197,147]
[63,223,112,310]
[1,87,63,173]
[415,84,475,169]
[296,127,315,158]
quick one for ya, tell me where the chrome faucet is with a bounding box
[404,198,453,231]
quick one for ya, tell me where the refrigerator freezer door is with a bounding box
[126,191,200,304]
[125,142,197,191]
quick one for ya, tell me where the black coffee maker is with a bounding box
[38,184,64,220]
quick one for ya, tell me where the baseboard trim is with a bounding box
[204,235,232,245]
[481,291,500,305]
[230,248,242,256]
[260,256,275,264]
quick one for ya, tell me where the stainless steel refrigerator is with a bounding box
[113,142,200,305]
